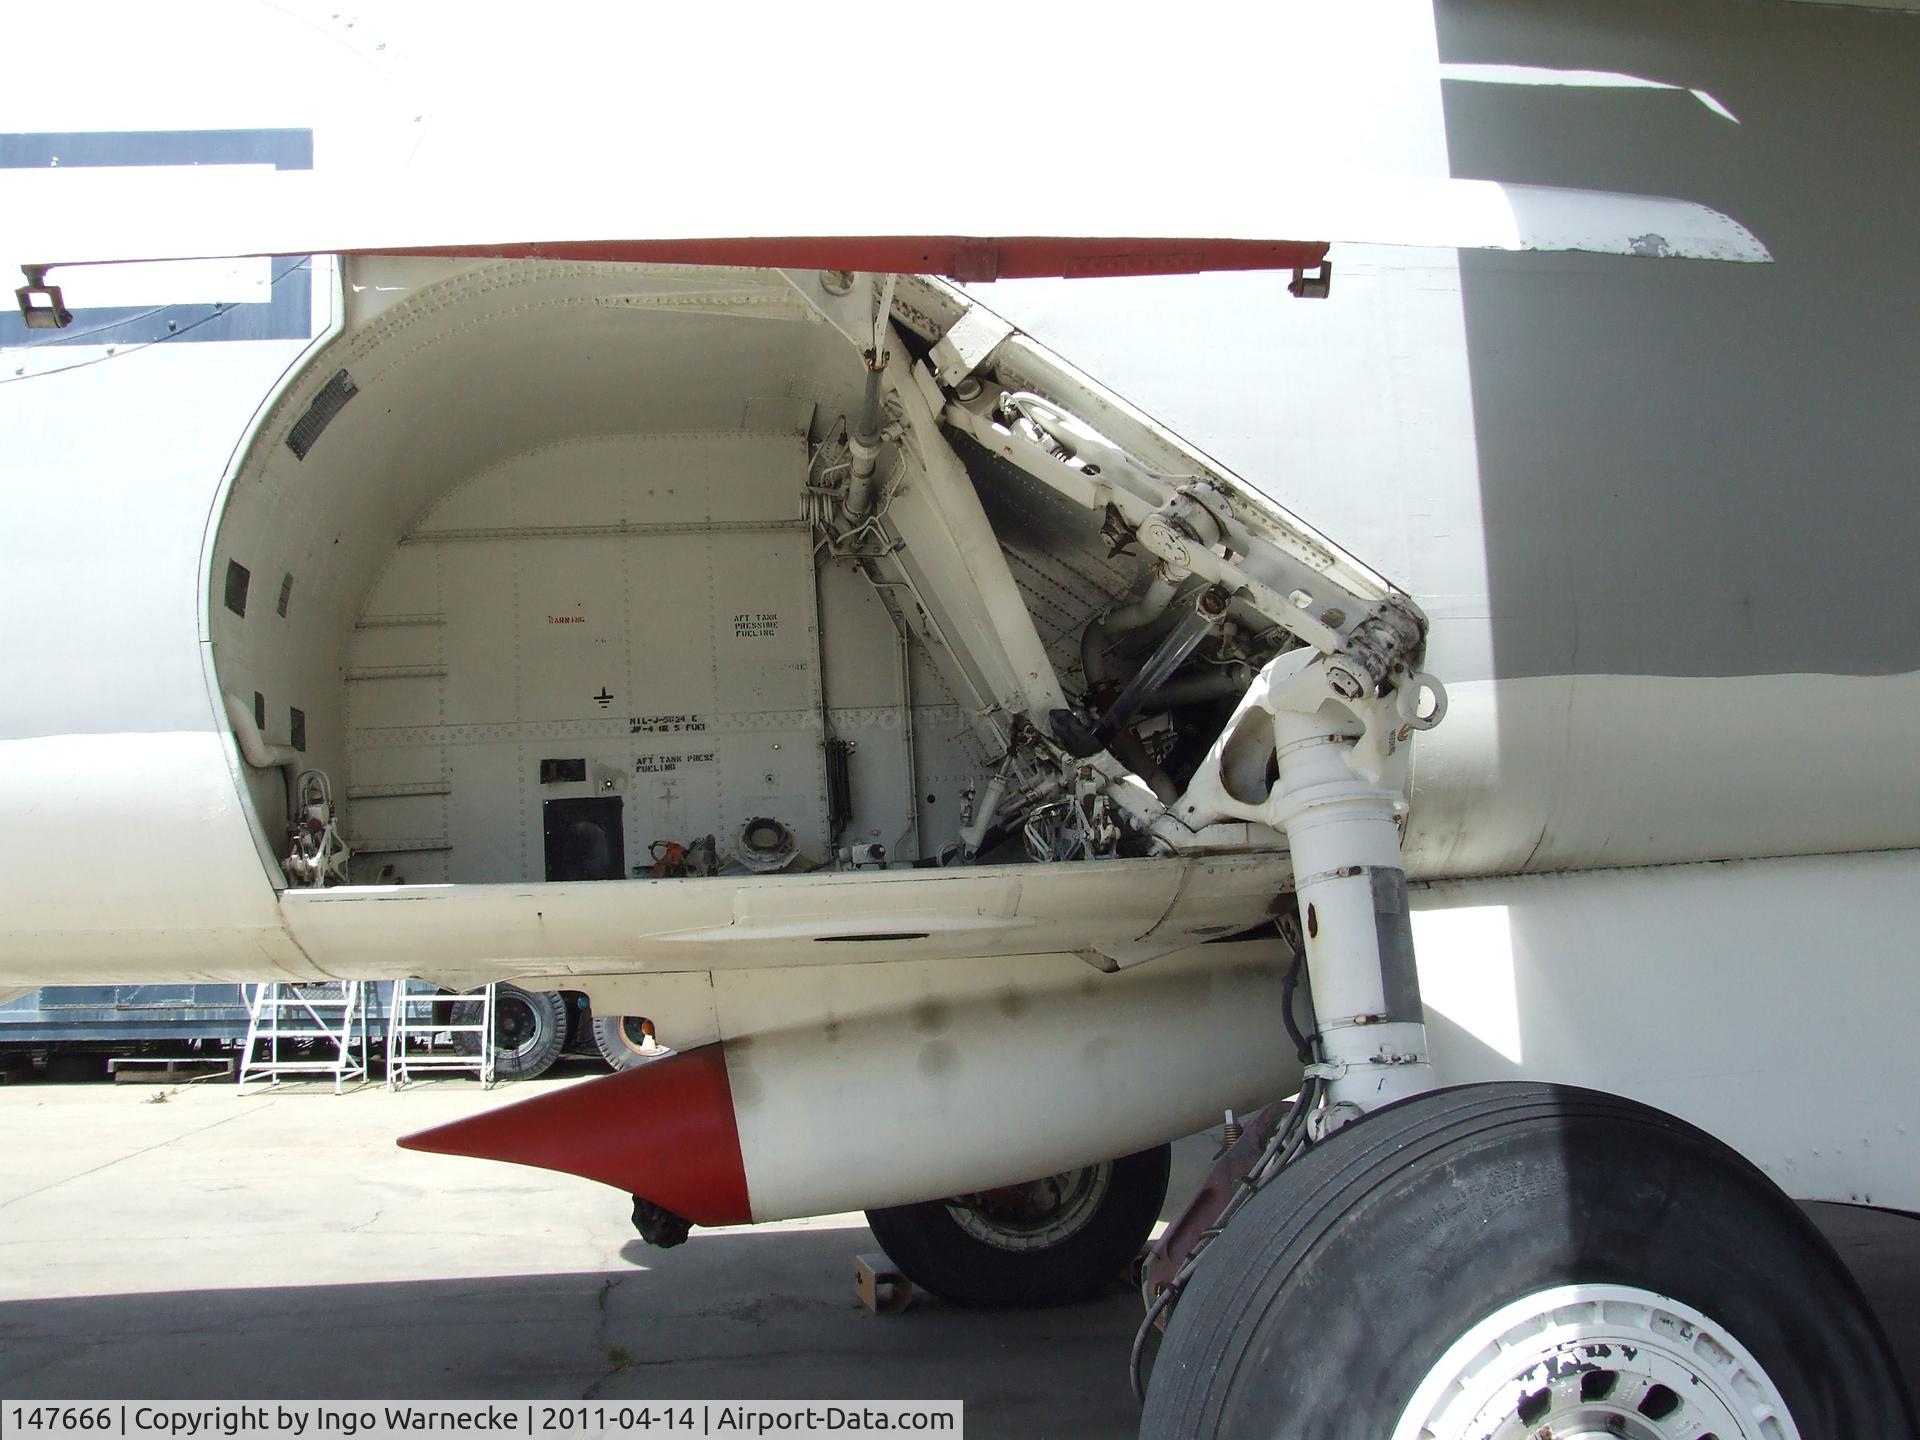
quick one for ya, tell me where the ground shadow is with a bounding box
[0,1226,1149,1440]
[2,1205,1915,1433]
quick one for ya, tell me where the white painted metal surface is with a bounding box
[709,941,1299,1219]
[1,0,1918,1223]
[0,733,325,979]
[279,854,1291,980]
[1391,1285,1800,1440]
[1411,851,1920,1208]
[348,432,832,880]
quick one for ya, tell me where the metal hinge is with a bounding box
[15,266,72,329]
[1288,261,1333,299]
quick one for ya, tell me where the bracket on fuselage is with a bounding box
[15,265,72,329]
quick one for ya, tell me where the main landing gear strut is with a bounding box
[1137,650,1914,1436]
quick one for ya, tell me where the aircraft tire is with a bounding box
[488,985,569,1080]
[864,1143,1170,1308]
[1140,1081,1913,1439]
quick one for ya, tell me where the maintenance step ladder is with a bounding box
[386,980,495,1088]
[237,981,369,1094]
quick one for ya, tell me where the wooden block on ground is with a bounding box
[854,1251,913,1314]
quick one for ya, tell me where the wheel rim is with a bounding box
[493,995,538,1058]
[1391,1284,1801,1440]
[944,1163,1112,1251]
[616,1015,650,1052]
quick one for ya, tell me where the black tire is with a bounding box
[446,988,485,1060]
[448,985,565,1079]
[1142,1082,1915,1438]
[489,985,568,1080]
[560,992,594,1052]
[865,1143,1171,1308]
[592,1014,667,1071]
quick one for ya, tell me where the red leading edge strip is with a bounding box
[365,236,1330,283]
[398,1043,752,1226]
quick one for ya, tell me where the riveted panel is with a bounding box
[347,432,831,881]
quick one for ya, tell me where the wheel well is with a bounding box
[559,990,594,1051]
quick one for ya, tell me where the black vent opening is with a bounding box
[543,797,626,881]
[285,369,359,460]
[252,692,265,731]
[276,572,293,618]
[223,560,250,617]
[289,707,306,752]
[825,737,854,837]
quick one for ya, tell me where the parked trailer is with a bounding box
[0,983,615,1081]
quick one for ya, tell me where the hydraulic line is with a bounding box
[1139,663,1252,710]
[1094,593,1224,747]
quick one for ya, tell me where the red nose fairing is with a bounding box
[398,1044,751,1226]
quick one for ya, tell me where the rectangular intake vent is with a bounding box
[276,572,293,618]
[224,560,250,617]
[284,369,359,460]
[289,706,306,752]
[825,737,854,837]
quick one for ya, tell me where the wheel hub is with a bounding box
[1392,1285,1800,1440]
[945,1162,1113,1251]
[493,996,537,1055]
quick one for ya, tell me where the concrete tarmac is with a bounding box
[1,1060,1915,1437]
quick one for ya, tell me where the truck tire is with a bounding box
[485,985,568,1080]
[865,1143,1170,1308]
[1141,1082,1914,1439]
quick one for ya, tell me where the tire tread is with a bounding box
[1142,1083,1915,1438]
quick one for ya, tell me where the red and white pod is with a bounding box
[401,940,1298,1225]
